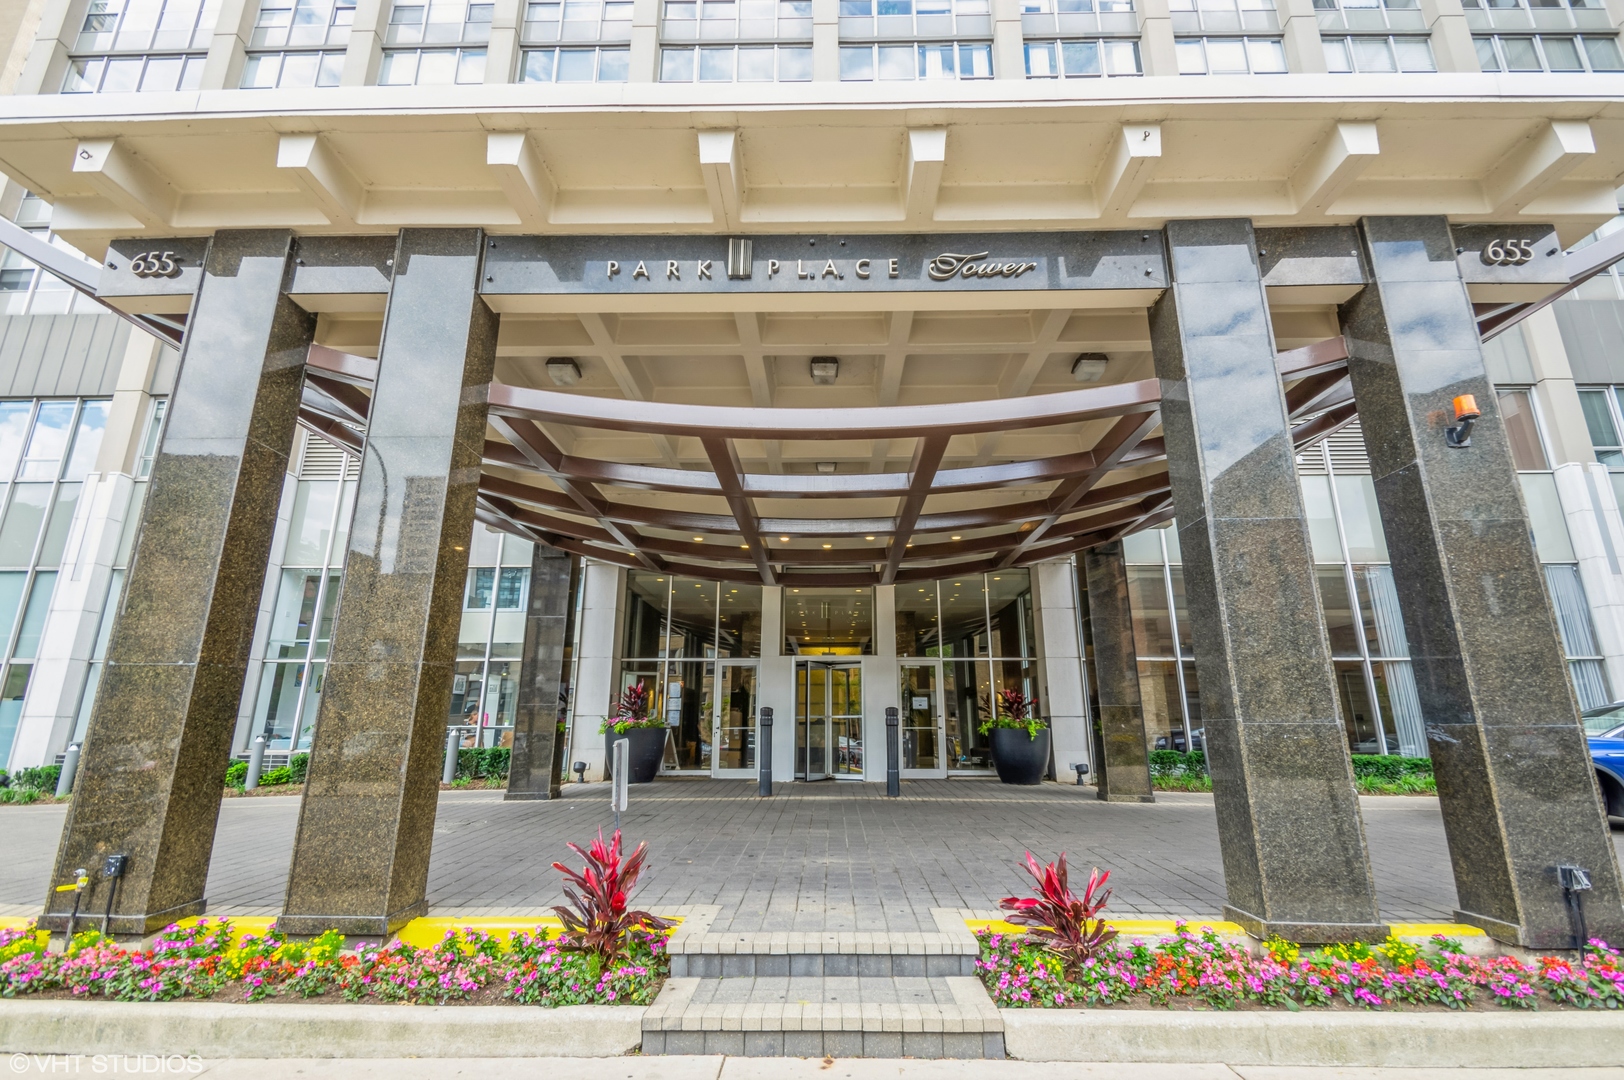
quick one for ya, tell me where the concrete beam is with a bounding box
[1095,123,1161,222]
[1290,120,1379,217]
[277,133,363,227]
[487,131,555,228]
[1484,119,1595,216]
[903,127,947,224]
[71,139,178,229]
[698,129,740,229]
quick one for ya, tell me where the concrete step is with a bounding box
[665,907,981,978]
[640,975,1005,1058]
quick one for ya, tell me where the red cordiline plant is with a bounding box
[999,852,1116,975]
[551,829,673,962]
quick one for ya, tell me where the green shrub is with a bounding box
[259,766,295,787]
[288,753,309,784]
[1147,749,1206,778]
[451,747,510,781]
[1350,754,1432,781]
[10,765,60,793]
[0,787,41,804]
[224,761,248,790]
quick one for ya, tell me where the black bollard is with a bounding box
[886,706,899,797]
[759,707,773,797]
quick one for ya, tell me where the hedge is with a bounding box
[1147,750,1432,780]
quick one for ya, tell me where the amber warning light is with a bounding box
[1447,394,1481,448]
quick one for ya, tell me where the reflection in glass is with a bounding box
[947,657,991,769]
[18,402,75,480]
[0,485,50,566]
[783,587,873,654]
[717,583,762,657]
[1127,566,1174,655]
[986,569,1035,658]
[715,663,755,770]
[1335,659,1381,753]
[895,581,939,656]
[1139,659,1183,751]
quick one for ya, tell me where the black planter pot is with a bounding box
[605,726,666,784]
[990,726,1050,785]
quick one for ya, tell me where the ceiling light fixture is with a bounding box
[810,356,840,385]
[545,357,582,386]
[1071,353,1109,383]
[816,462,836,474]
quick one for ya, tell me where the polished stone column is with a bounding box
[1342,216,1624,948]
[280,229,497,936]
[1082,541,1155,803]
[1151,218,1384,942]
[43,231,311,934]
[505,542,581,800]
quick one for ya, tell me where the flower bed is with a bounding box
[977,924,1624,1011]
[0,919,666,1007]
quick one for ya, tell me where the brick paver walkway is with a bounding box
[4,779,1618,930]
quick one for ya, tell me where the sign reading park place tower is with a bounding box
[478,232,1170,297]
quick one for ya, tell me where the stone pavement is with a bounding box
[3,778,1621,929]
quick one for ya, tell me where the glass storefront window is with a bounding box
[896,581,939,656]
[1126,565,1174,656]
[783,586,873,655]
[623,571,671,658]
[718,583,762,657]
[986,569,1036,659]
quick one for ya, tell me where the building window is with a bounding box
[0,197,103,317]
[241,49,346,85]
[619,572,764,773]
[1024,38,1140,74]
[1175,34,1287,71]
[1474,32,1624,70]
[838,40,993,77]
[0,399,113,769]
[1170,0,1277,32]
[62,0,217,93]
[520,45,630,77]
[662,0,812,40]
[1313,0,1426,30]
[659,43,812,78]
[1323,34,1435,70]
[378,45,487,81]
[838,0,992,37]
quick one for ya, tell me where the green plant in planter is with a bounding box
[600,683,664,735]
[978,689,1047,739]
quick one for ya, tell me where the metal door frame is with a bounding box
[711,659,758,778]
[898,660,948,780]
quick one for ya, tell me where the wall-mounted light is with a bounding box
[1446,394,1481,448]
[1071,353,1109,382]
[810,356,840,385]
[546,357,581,386]
[816,461,836,474]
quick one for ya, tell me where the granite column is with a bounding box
[1341,216,1624,948]
[505,542,580,800]
[1082,541,1155,803]
[279,229,496,936]
[1151,218,1384,942]
[43,231,311,933]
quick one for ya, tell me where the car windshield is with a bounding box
[1583,703,1624,735]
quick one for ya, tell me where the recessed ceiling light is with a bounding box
[694,536,704,542]
[823,543,833,549]
[780,536,790,542]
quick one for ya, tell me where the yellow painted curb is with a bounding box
[395,916,566,949]
[0,917,47,951]
[1389,922,1487,938]
[966,917,1248,937]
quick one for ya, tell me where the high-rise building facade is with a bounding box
[0,0,1622,947]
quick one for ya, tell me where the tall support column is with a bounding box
[1152,218,1384,943]
[505,543,581,800]
[42,230,310,934]
[1082,542,1154,803]
[280,229,496,936]
[1341,216,1624,948]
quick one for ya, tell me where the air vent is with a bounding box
[1295,417,1371,476]
[296,429,359,480]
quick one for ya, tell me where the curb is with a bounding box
[1000,1006,1624,1066]
[0,1000,645,1058]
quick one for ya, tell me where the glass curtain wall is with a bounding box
[451,526,535,748]
[619,571,763,772]
[895,569,1037,771]
[1118,421,1429,758]
[0,399,113,765]
[0,195,111,317]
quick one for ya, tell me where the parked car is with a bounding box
[1153,728,1205,753]
[1583,702,1624,822]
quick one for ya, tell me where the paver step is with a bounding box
[640,975,1005,1058]
[665,907,981,977]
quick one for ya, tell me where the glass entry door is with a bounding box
[899,663,946,779]
[797,660,863,780]
[713,662,757,777]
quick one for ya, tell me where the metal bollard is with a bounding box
[758,707,773,797]
[443,727,460,784]
[885,706,899,797]
[55,743,80,797]
[245,735,266,791]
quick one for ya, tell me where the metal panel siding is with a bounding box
[1554,298,1624,384]
[0,315,134,398]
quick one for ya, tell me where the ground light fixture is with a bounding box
[1446,394,1481,447]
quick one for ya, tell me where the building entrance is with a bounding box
[712,661,758,778]
[898,662,947,779]
[796,660,863,781]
